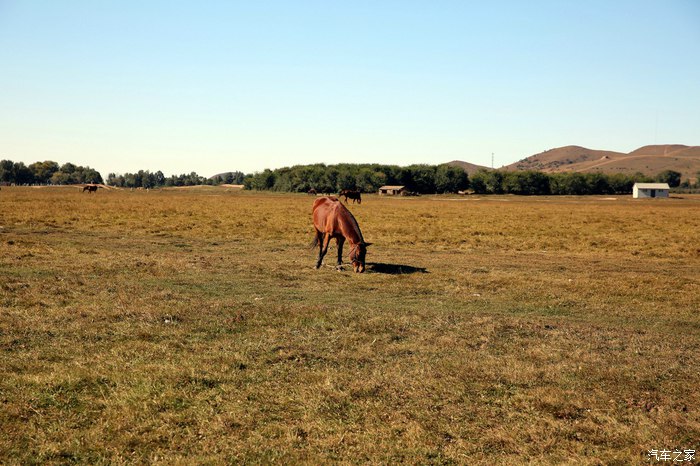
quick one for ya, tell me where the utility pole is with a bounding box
[491,153,494,169]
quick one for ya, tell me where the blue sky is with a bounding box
[1,1,698,178]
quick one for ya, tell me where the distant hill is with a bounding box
[503,144,700,181]
[446,160,491,175]
[505,146,625,171]
[209,171,246,184]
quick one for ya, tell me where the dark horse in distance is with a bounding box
[312,197,371,273]
[339,189,362,204]
[82,185,98,193]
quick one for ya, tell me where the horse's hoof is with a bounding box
[336,265,344,271]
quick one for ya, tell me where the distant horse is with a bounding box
[307,188,317,195]
[339,189,362,204]
[312,197,371,273]
[82,185,98,193]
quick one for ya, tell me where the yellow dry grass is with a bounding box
[1,187,699,464]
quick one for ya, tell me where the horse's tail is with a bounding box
[310,235,319,249]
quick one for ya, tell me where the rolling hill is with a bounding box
[502,144,700,181]
[506,146,625,172]
[445,160,491,175]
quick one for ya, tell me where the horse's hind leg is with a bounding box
[315,231,324,269]
[316,232,331,269]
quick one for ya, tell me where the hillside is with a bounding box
[506,146,625,171]
[209,171,246,184]
[503,144,700,181]
[446,160,491,175]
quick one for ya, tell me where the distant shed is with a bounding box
[378,185,406,196]
[633,183,670,199]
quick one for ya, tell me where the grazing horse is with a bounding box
[82,185,98,193]
[307,188,317,195]
[339,189,362,204]
[347,191,362,204]
[312,197,371,273]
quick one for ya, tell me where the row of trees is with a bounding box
[106,170,246,188]
[2,158,697,195]
[0,158,245,188]
[0,160,103,185]
[242,163,699,195]
[469,169,691,195]
[108,170,202,188]
[243,163,469,194]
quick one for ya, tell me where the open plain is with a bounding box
[1,187,699,464]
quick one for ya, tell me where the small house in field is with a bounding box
[633,183,670,199]
[378,185,406,196]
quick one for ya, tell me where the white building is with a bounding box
[378,185,406,196]
[633,183,670,199]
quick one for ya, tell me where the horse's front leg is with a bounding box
[336,237,345,270]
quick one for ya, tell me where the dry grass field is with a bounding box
[1,187,699,464]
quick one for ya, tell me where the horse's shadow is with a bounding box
[366,262,429,275]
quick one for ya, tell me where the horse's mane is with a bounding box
[336,202,365,243]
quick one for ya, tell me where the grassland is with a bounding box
[1,186,699,464]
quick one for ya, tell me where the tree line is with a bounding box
[469,169,691,195]
[0,158,246,188]
[0,160,103,185]
[241,163,697,195]
[2,157,697,194]
[243,163,468,194]
[106,170,245,188]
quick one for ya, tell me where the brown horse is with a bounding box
[312,197,371,273]
[339,189,362,204]
[82,185,98,193]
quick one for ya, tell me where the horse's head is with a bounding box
[350,242,371,273]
